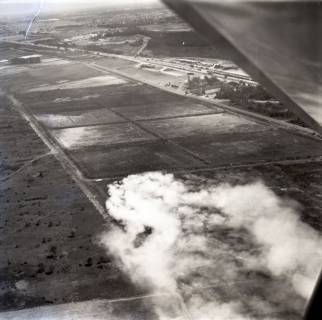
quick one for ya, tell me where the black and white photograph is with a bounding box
[0,0,321,319]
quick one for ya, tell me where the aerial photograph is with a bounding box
[0,0,321,319]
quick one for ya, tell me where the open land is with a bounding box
[0,5,322,320]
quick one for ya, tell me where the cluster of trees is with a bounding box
[217,82,271,101]
[217,82,299,120]
[97,12,177,29]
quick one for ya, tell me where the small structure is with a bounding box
[205,88,220,95]
[186,73,221,96]
[10,55,42,65]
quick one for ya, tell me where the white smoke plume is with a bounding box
[99,172,322,319]
[25,0,44,39]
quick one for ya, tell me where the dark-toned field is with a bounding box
[0,43,322,319]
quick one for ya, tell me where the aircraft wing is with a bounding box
[163,0,322,135]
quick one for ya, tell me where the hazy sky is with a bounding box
[0,0,157,3]
[0,0,158,5]
[0,0,160,16]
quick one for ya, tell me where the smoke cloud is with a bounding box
[99,172,322,319]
